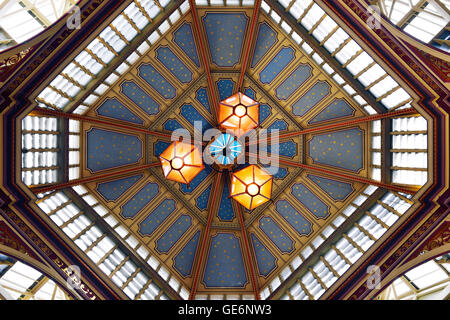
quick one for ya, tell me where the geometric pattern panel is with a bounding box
[86,128,142,172]
[202,233,248,287]
[309,127,364,172]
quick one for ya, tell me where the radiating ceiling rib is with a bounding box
[32,107,173,140]
[238,0,262,92]
[234,196,261,299]
[30,162,161,194]
[266,0,388,114]
[247,107,419,146]
[250,152,419,195]
[188,0,220,118]
[189,172,223,300]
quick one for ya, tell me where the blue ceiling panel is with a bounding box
[86,128,142,172]
[196,183,212,211]
[218,178,234,221]
[203,233,248,287]
[308,175,354,201]
[309,127,364,172]
[203,13,248,67]
[174,230,201,277]
[259,47,294,84]
[196,87,211,113]
[251,22,277,68]
[259,216,294,253]
[156,215,192,253]
[121,182,159,219]
[156,46,193,84]
[96,98,143,124]
[250,233,277,277]
[96,174,143,201]
[180,165,213,194]
[309,98,355,124]
[291,183,329,219]
[121,80,160,115]
[139,199,176,236]
[180,104,213,133]
[173,22,200,67]
[154,140,171,157]
[139,64,176,99]
[292,81,331,117]
[276,199,312,234]
[275,64,312,100]
[217,79,235,101]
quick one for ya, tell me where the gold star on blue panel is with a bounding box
[309,98,355,124]
[276,199,313,233]
[139,199,176,236]
[291,184,329,219]
[156,46,193,83]
[138,64,176,99]
[86,128,142,172]
[121,182,159,219]
[121,80,160,114]
[156,215,192,253]
[292,81,330,117]
[308,174,353,201]
[259,47,294,84]
[96,174,143,201]
[308,127,363,172]
[96,98,143,125]
[259,217,294,253]
[173,22,200,67]
[203,233,248,287]
[174,231,200,277]
[275,64,312,100]
[203,13,248,67]
[250,233,276,277]
[251,22,277,68]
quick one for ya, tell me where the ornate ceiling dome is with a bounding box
[1,0,448,301]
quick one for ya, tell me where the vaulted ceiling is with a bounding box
[3,0,447,301]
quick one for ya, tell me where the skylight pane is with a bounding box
[301,4,325,31]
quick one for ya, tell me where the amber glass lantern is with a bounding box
[159,141,204,184]
[230,165,273,210]
[218,92,259,136]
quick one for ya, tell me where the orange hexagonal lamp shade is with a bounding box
[218,92,259,136]
[230,165,273,210]
[159,141,204,184]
